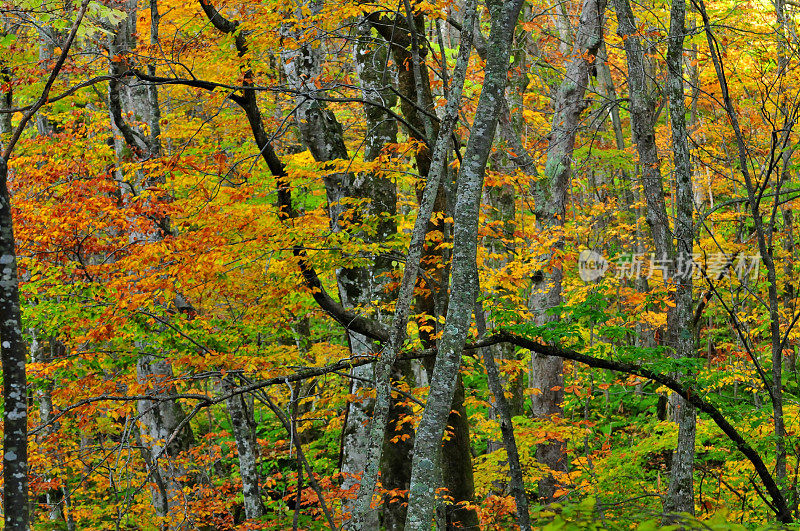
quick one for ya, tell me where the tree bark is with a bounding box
[612,0,672,262]
[352,22,420,531]
[280,16,373,526]
[108,1,196,519]
[404,0,524,526]
[0,154,29,531]
[221,375,263,519]
[347,3,479,527]
[530,0,606,502]
[662,0,696,519]
[282,11,416,528]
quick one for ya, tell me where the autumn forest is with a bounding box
[0,0,796,528]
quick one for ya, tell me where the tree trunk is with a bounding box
[283,12,414,528]
[662,0,696,519]
[222,376,264,519]
[530,0,606,502]
[404,0,524,526]
[476,304,532,530]
[613,0,700,515]
[0,154,30,530]
[0,4,89,527]
[108,1,196,520]
[348,4,480,526]
[611,0,672,262]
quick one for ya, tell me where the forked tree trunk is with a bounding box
[282,11,411,528]
[352,21,419,531]
[404,0,524,526]
[348,4,480,526]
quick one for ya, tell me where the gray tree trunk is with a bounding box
[348,4,480,527]
[662,0,696,520]
[0,151,28,531]
[476,305,532,530]
[611,0,672,262]
[530,0,606,502]
[352,21,420,531]
[774,0,793,492]
[281,18,370,525]
[404,0,524,526]
[108,1,196,519]
[0,19,25,531]
[613,0,700,515]
[408,24,480,525]
[595,38,633,203]
[282,12,411,528]
[222,376,263,519]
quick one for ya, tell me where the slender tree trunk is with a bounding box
[784,208,796,375]
[476,304,532,530]
[595,38,633,203]
[613,0,700,513]
[352,22,417,531]
[612,0,672,261]
[662,0,696,519]
[348,4,479,527]
[0,154,29,530]
[530,0,606,502]
[108,1,196,520]
[775,0,796,492]
[410,35,480,529]
[280,16,370,525]
[283,12,415,528]
[694,0,789,505]
[222,376,264,519]
[404,0,524,526]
